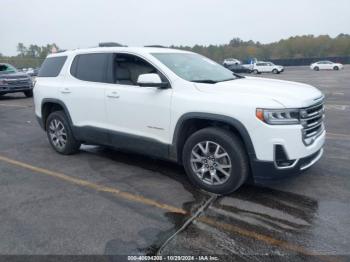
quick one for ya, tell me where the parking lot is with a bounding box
[0,66,349,261]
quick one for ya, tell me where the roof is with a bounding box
[48,46,191,57]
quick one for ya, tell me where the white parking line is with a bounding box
[325,104,349,111]
[0,103,28,108]
[326,132,350,141]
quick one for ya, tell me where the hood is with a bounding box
[195,76,323,108]
[0,72,30,79]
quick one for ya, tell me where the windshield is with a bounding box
[152,53,237,83]
[0,64,17,75]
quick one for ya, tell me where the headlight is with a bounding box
[256,108,300,125]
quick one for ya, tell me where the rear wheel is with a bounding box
[182,127,249,194]
[24,90,33,97]
[46,111,81,155]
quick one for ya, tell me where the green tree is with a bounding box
[17,43,27,57]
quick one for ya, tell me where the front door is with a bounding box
[105,53,173,156]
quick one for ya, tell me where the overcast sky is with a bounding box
[1,0,349,55]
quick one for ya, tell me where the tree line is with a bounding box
[0,43,59,68]
[172,34,350,63]
[0,34,350,68]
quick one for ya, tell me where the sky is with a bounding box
[1,0,350,56]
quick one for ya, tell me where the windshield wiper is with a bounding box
[217,78,235,82]
[191,80,217,84]
[217,74,244,82]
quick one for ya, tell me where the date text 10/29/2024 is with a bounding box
[127,256,219,261]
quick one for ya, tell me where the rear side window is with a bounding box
[70,53,110,83]
[38,56,67,77]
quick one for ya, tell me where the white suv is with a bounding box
[252,62,284,74]
[223,58,241,67]
[34,47,325,194]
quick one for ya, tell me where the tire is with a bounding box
[24,90,33,97]
[272,69,278,74]
[253,69,259,74]
[314,66,319,71]
[46,111,81,155]
[182,127,249,195]
[333,66,339,70]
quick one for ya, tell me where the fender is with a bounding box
[41,98,74,129]
[170,112,256,162]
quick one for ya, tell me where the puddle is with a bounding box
[207,185,318,238]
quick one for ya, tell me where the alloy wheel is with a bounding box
[190,141,232,185]
[48,119,67,150]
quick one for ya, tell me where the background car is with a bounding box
[252,62,284,74]
[0,63,33,97]
[310,61,343,71]
[223,58,241,67]
[227,64,252,73]
[25,67,40,77]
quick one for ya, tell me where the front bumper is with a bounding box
[0,84,33,94]
[251,148,324,184]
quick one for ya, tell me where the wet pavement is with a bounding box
[0,66,349,261]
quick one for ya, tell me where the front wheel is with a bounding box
[253,69,259,74]
[182,127,249,194]
[46,111,81,155]
[314,66,319,71]
[333,66,339,70]
[272,69,278,74]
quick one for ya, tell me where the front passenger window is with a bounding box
[113,54,167,86]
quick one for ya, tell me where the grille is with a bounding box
[2,75,28,80]
[300,100,325,145]
[6,79,29,86]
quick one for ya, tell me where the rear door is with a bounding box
[60,53,111,143]
[266,62,275,72]
[325,61,333,70]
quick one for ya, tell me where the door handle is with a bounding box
[107,91,120,98]
[61,88,71,94]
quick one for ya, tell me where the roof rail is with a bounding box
[99,42,125,47]
[144,45,168,48]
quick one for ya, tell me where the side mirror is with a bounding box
[137,73,169,89]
